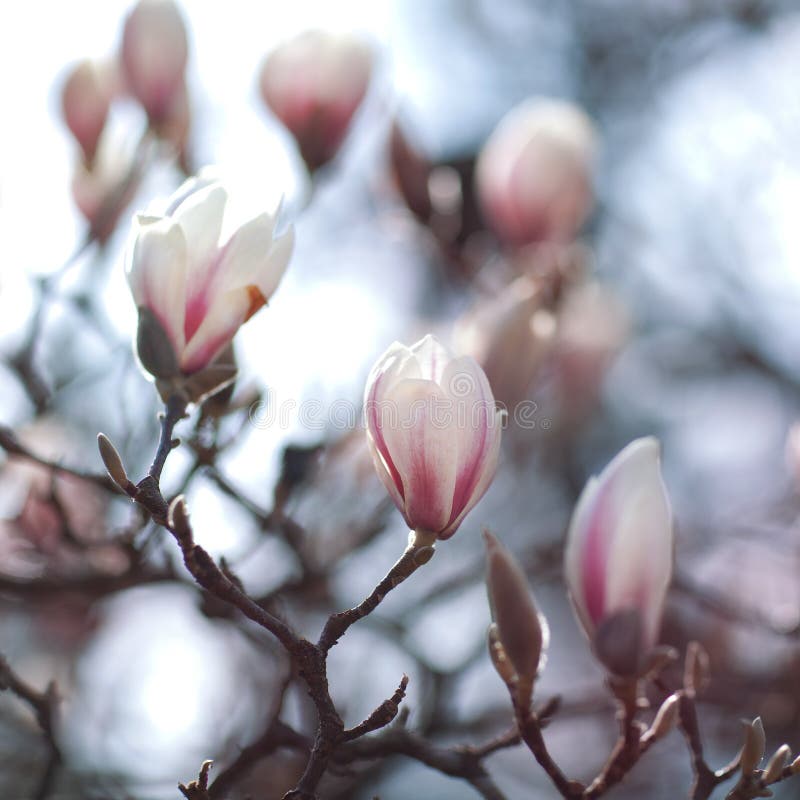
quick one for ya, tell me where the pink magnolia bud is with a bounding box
[476,98,596,248]
[61,60,113,164]
[259,30,373,172]
[364,335,502,540]
[121,0,188,123]
[455,276,555,411]
[126,176,294,378]
[564,437,673,675]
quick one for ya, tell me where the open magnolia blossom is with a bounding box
[564,437,673,675]
[476,97,596,248]
[126,176,294,383]
[260,30,373,171]
[364,335,502,540]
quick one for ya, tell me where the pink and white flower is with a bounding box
[259,30,373,171]
[61,59,113,164]
[364,335,502,540]
[564,437,673,670]
[127,175,294,377]
[121,0,188,123]
[476,97,596,248]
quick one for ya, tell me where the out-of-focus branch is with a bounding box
[0,655,61,800]
[0,425,118,492]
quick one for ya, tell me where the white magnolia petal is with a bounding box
[180,287,249,373]
[127,215,187,353]
[438,355,500,537]
[410,334,450,383]
[212,213,293,304]
[440,408,502,539]
[380,378,459,533]
[366,342,421,406]
[604,438,673,649]
[563,474,601,635]
[366,431,405,514]
[173,183,226,277]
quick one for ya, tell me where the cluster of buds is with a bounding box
[484,438,674,705]
[259,30,373,173]
[127,174,294,402]
[61,0,190,240]
[732,716,799,797]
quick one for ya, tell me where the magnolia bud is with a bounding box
[454,276,555,411]
[61,60,112,164]
[487,623,517,687]
[763,744,791,784]
[168,495,190,537]
[127,177,293,379]
[564,437,673,676]
[740,717,766,776]
[259,30,373,172]
[121,0,188,123]
[476,97,596,248]
[484,530,548,700]
[97,433,130,490]
[364,335,502,540]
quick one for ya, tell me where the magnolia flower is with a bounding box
[121,0,188,123]
[564,437,673,675]
[260,30,373,171]
[127,176,294,380]
[364,335,502,540]
[61,60,113,164]
[476,97,596,248]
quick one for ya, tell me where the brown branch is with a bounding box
[677,691,739,799]
[583,681,643,798]
[123,404,438,800]
[343,675,409,741]
[318,531,436,652]
[0,655,61,799]
[515,706,583,799]
[336,725,518,800]
[209,720,310,799]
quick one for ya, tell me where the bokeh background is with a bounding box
[3,0,800,798]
